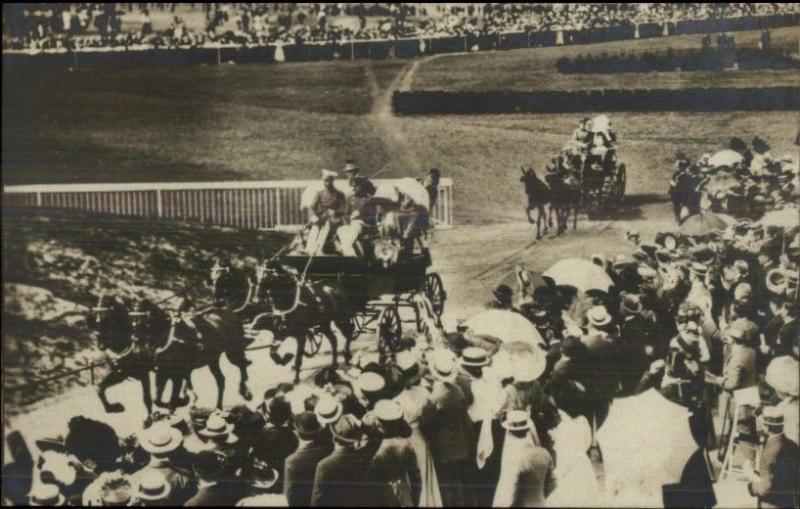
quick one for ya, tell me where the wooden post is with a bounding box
[156,189,163,217]
[36,192,42,206]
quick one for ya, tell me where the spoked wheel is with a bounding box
[424,273,446,317]
[303,328,324,358]
[377,304,402,355]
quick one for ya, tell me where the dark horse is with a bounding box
[520,167,552,239]
[88,292,170,414]
[545,169,581,235]
[155,305,253,409]
[250,261,359,383]
[208,258,258,317]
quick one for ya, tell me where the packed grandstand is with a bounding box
[4,3,800,52]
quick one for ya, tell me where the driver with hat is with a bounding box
[343,160,376,197]
[307,169,346,255]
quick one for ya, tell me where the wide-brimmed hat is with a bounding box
[501,410,532,432]
[314,396,343,426]
[343,161,360,173]
[373,400,404,423]
[620,293,643,315]
[193,450,226,481]
[355,371,386,398]
[460,346,490,367]
[35,435,67,454]
[395,350,419,374]
[429,349,458,383]
[331,414,363,444]
[251,459,280,490]
[139,423,183,455]
[134,470,171,502]
[586,306,612,328]
[198,414,233,439]
[28,483,66,506]
[765,356,799,397]
[689,262,709,278]
[97,473,134,507]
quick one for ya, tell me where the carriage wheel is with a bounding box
[424,273,446,317]
[303,328,324,358]
[378,305,402,354]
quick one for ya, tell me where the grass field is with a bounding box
[412,26,800,91]
[4,27,798,225]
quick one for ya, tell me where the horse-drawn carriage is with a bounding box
[580,157,627,213]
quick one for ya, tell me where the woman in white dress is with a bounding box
[547,409,604,507]
[392,351,443,507]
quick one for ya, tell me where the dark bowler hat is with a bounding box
[193,450,226,480]
[759,406,784,428]
[460,346,490,367]
[493,284,514,304]
[294,411,323,439]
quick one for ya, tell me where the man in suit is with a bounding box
[369,399,422,507]
[184,450,241,506]
[253,396,298,494]
[311,413,383,507]
[744,407,799,508]
[713,323,758,433]
[284,411,333,507]
[307,169,346,255]
[492,410,556,507]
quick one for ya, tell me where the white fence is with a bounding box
[3,179,453,230]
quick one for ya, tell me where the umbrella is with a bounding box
[496,268,552,299]
[462,309,546,381]
[677,212,731,236]
[395,177,430,211]
[299,180,353,210]
[759,207,800,228]
[708,149,744,168]
[374,182,400,203]
[597,388,697,507]
[543,258,614,293]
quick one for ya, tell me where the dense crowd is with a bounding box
[4,3,799,52]
[4,177,799,507]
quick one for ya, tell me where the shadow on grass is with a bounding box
[585,193,668,221]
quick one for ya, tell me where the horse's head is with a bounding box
[157,310,199,359]
[253,261,297,311]
[88,290,133,354]
[129,298,171,351]
[208,257,234,301]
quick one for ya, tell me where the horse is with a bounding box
[546,170,581,235]
[155,306,253,410]
[88,292,163,414]
[208,258,256,317]
[249,261,358,384]
[520,167,552,239]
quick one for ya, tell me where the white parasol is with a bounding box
[590,114,610,133]
[596,388,697,507]
[758,207,800,228]
[543,258,614,293]
[708,149,744,168]
[462,309,546,382]
[373,181,400,204]
[299,180,353,211]
[395,177,430,211]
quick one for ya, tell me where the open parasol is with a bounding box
[394,177,430,211]
[496,268,552,300]
[708,149,744,168]
[299,180,353,211]
[596,388,697,507]
[462,309,546,381]
[758,207,800,228]
[678,212,732,236]
[543,258,614,293]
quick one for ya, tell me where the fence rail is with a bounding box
[3,178,454,229]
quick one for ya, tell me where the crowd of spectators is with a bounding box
[3,3,799,52]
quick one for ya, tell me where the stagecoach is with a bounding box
[255,176,447,361]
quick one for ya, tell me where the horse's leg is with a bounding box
[335,317,355,363]
[208,359,226,409]
[154,370,169,408]
[97,370,127,413]
[293,334,304,385]
[573,204,578,230]
[526,206,534,224]
[140,372,153,415]
[225,347,252,401]
[542,204,549,234]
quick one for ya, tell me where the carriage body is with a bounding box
[579,159,627,213]
[276,250,446,358]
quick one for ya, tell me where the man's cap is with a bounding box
[501,410,532,432]
[135,470,171,502]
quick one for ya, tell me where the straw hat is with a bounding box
[321,169,337,180]
[355,372,386,398]
[343,161,360,173]
[765,356,799,397]
[331,414,363,444]
[250,459,280,490]
[140,423,183,455]
[28,483,66,506]
[460,346,490,367]
[759,406,784,428]
[134,470,171,502]
[429,349,458,383]
[374,400,404,423]
[97,472,134,507]
[586,306,613,328]
[501,410,532,432]
[314,396,343,426]
[198,414,233,439]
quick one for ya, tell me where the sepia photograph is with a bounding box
[2,2,799,507]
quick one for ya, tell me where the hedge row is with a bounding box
[392,88,800,115]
